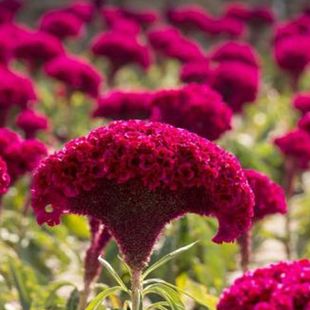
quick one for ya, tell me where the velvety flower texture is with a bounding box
[0,157,9,195]
[93,90,152,120]
[150,84,232,141]
[209,62,260,113]
[45,55,103,98]
[274,129,310,170]
[180,59,210,84]
[293,92,310,115]
[91,31,151,72]
[39,10,84,40]
[245,169,287,221]
[0,128,47,182]
[217,260,310,310]
[210,41,260,69]
[14,31,65,68]
[16,109,49,139]
[32,120,254,269]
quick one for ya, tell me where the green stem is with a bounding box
[131,269,142,310]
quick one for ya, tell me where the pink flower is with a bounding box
[32,120,254,269]
[298,113,310,133]
[66,1,95,23]
[45,55,103,98]
[91,31,151,72]
[0,0,22,24]
[16,109,49,139]
[245,169,287,221]
[180,59,210,84]
[293,92,310,115]
[0,128,47,182]
[14,31,65,69]
[217,260,310,310]
[150,84,232,141]
[0,156,10,195]
[209,62,260,113]
[39,10,84,40]
[249,7,275,26]
[214,17,245,38]
[224,3,250,22]
[93,90,152,120]
[210,41,260,68]
[120,7,158,28]
[274,129,310,170]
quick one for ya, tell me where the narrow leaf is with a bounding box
[66,288,80,310]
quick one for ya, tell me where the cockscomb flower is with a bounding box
[224,3,250,22]
[93,90,152,120]
[66,1,95,23]
[16,109,49,139]
[210,41,260,69]
[209,62,260,113]
[150,84,232,141]
[298,113,310,133]
[108,18,141,36]
[0,0,22,24]
[217,259,310,310]
[91,31,151,76]
[0,128,47,182]
[120,7,158,28]
[45,55,103,98]
[274,129,310,170]
[0,157,10,195]
[249,6,275,26]
[180,59,210,84]
[14,31,65,69]
[213,17,245,38]
[293,92,310,115]
[32,120,254,270]
[39,10,84,40]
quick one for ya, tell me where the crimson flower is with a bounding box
[66,1,95,23]
[0,0,22,24]
[217,260,310,310]
[298,113,310,133]
[224,3,250,22]
[180,59,210,84]
[293,92,310,115]
[32,120,254,269]
[0,156,9,195]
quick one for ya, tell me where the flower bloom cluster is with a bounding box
[0,0,22,24]
[293,92,310,115]
[244,169,287,221]
[150,84,232,141]
[39,10,84,40]
[0,156,10,195]
[65,1,94,23]
[32,120,254,269]
[217,259,310,310]
[16,109,49,139]
[0,128,47,182]
[180,59,210,84]
[93,90,153,120]
[298,113,310,133]
[45,55,103,98]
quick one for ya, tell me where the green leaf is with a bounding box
[98,256,129,292]
[45,281,76,307]
[86,286,123,310]
[66,288,80,310]
[142,241,199,279]
[146,301,170,310]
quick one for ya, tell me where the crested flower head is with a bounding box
[120,7,158,28]
[16,109,49,139]
[224,3,250,22]
[214,17,245,38]
[245,169,287,221]
[66,1,95,23]
[32,120,254,269]
[298,113,310,133]
[45,55,103,98]
[210,41,260,68]
[274,129,310,170]
[293,92,310,115]
[180,59,210,84]
[249,6,275,26]
[93,90,152,120]
[0,0,22,24]
[217,259,310,310]
[150,84,232,141]
[209,61,260,113]
[14,31,65,68]
[91,31,151,71]
[0,156,10,195]
[0,128,47,182]
[39,10,84,40]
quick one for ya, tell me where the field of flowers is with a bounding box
[0,0,309,309]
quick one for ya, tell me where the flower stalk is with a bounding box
[131,269,142,310]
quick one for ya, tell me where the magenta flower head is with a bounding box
[274,129,310,170]
[91,31,151,73]
[245,169,287,221]
[0,156,10,195]
[93,90,152,120]
[217,259,310,310]
[39,10,84,40]
[32,120,254,270]
[45,55,103,98]
[249,6,275,27]
[16,109,49,139]
[209,62,260,113]
[210,41,260,69]
[224,3,250,22]
[66,1,95,23]
[14,31,65,69]
[0,0,22,24]
[0,128,47,182]
[298,113,310,133]
[274,35,310,90]
[214,17,245,38]
[120,7,158,28]
[180,59,210,84]
[293,92,310,115]
[150,84,232,141]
